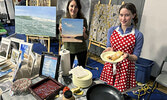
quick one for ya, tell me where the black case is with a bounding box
[39,52,61,80]
[29,52,63,100]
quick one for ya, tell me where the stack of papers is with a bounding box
[69,66,88,78]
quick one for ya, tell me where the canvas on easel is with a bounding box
[62,18,83,42]
[15,6,56,37]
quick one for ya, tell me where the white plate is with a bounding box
[100,51,124,64]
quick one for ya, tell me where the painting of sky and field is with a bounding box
[62,18,83,42]
[15,6,56,37]
[62,18,83,37]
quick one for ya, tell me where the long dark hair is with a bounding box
[119,3,138,27]
[66,0,85,19]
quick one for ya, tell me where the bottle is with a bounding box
[62,90,75,100]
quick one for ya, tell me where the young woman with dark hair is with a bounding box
[100,3,144,92]
[59,0,89,69]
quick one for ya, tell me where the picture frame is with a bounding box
[39,52,61,80]
[0,37,11,61]
[10,37,24,51]
[8,37,24,58]
[15,6,56,37]
[19,42,33,60]
[27,52,36,75]
[0,80,12,94]
[62,18,83,42]
[10,48,20,66]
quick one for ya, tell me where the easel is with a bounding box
[86,39,106,64]
[26,0,51,6]
[88,39,106,50]
[86,0,124,64]
[26,0,51,52]
[26,35,51,52]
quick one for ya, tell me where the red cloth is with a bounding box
[100,27,136,92]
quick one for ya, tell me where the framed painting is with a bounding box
[10,48,20,66]
[9,37,24,58]
[15,6,56,37]
[40,52,60,80]
[19,42,33,60]
[10,37,24,50]
[27,52,36,75]
[0,37,11,61]
[62,18,83,42]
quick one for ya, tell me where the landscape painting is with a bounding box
[15,6,56,37]
[62,18,83,42]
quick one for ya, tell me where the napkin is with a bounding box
[69,66,88,78]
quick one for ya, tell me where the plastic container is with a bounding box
[135,57,154,83]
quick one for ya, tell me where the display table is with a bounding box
[1,76,104,100]
[0,57,41,98]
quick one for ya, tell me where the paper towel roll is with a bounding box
[60,49,71,76]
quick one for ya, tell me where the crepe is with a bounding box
[107,51,123,61]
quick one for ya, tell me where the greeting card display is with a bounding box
[62,18,83,42]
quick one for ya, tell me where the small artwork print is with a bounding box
[42,55,58,79]
[10,49,20,66]
[27,52,35,74]
[62,18,83,42]
[0,43,8,58]
[0,38,11,59]
[20,42,33,60]
[10,37,24,50]
[0,80,12,93]
[9,37,24,58]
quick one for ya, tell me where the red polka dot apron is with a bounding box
[100,27,136,92]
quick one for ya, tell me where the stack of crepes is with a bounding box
[69,66,92,88]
